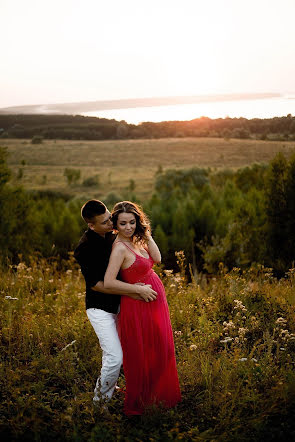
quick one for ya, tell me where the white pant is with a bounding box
[86,308,123,402]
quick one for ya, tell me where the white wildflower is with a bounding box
[220,337,233,343]
[61,340,77,352]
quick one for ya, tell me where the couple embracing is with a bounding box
[74,199,181,416]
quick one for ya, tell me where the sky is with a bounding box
[1,0,295,109]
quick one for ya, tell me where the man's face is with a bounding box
[88,210,113,236]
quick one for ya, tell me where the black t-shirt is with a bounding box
[74,229,120,313]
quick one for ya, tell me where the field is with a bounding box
[1,255,295,441]
[3,137,295,200]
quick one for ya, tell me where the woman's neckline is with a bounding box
[115,239,150,260]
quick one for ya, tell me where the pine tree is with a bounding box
[265,152,289,272]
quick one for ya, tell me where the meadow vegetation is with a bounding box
[1,254,295,440]
[2,137,295,200]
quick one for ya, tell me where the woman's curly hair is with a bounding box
[111,201,150,245]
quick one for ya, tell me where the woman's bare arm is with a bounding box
[104,244,157,302]
[146,235,161,263]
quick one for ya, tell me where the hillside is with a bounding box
[2,137,295,200]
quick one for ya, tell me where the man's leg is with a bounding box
[86,308,123,403]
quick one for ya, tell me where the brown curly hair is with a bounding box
[111,201,150,244]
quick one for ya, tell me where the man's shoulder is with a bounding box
[74,231,89,252]
[74,230,116,260]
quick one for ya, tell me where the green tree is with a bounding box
[82,175,100,187]
[285,154,295,263]
[116,122,129,139]
[0,147,11,187]
[154,224,168,260]
[31,135,43,144]
[64,168,81,185]
[265,152,289,272]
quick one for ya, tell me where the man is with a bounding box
[74,200,157,406]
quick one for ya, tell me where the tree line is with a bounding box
[1,114,295,141]
[148,157,295,276]
[1,144,295,275]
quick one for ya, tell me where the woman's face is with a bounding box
[116,212,136,239]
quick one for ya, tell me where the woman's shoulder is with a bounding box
[111,241,127,254]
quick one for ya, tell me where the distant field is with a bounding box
[2,138,295,200]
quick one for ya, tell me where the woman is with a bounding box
[104,201,181,415]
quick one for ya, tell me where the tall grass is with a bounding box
[1,254,295,440]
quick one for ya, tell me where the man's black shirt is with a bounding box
[74,229,121,313]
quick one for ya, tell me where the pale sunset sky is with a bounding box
[1,0,295,109]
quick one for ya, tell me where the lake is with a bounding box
[83,94,295,124]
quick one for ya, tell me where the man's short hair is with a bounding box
[81,200,107,223]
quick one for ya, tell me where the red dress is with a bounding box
[118,242,181,415]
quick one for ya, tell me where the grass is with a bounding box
[1,253,295,440]
[2,137,295,200]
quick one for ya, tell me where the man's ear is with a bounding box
[88,223,94,231]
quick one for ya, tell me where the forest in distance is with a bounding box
[1,113,295,141]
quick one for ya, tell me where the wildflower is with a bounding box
[276,317,287,325]
[239,358,247,362]
[280,348,286,351]
[48,279,54,283]
[238,327,249,336]
[5,295,19,300]
[233,299,247,312]
[17,263,26,271]
[66,269,72,274]
[189,344,197,351]
[223,320,235,331]
[252,358,258,362]
[61,340,77,352]
[174,331,182,337]
[220,337,233,343]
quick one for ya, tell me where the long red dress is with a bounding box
[118,242,181,415]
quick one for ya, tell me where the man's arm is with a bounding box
[91,280,146,301]
[75,241,157,302]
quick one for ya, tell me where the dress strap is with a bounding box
[114,241,137,256]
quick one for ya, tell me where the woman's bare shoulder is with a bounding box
[111,241,127,255]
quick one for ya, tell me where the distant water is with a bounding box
[83,94,295,124]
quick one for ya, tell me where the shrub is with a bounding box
[31,135,44,144]
[64,168,81,185]
[82,175,100,187]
